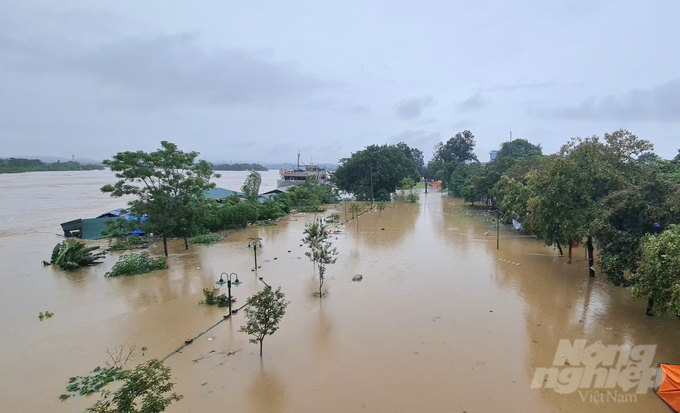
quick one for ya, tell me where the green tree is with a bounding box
[333,144,420,201]
[315,241,338,297]
[241,171,262,203]
[50,240,107,270]
[395,142,425,175]
[239,287,289,357]
[433,130,478,164]
[525,156,588,258]
[303,220,329,270]
[102,141,218,256]
[592,168,678,286]
[348,202,361,219]
[63,359,182,413]
[632,225,680,317]
[376,201,386,216]
[496,138,543,160]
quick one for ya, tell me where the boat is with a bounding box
[277,153,329,188]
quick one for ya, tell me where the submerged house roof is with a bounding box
[204,187,244,200]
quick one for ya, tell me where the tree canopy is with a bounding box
[333,144,420,201]
[101,141,219,256]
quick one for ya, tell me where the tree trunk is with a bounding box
[568,241,572,264]
[259,339,263,357]
[556,242,564,256]
[587,236,595,277]
[163,235,168,257]
[646,298,654,316]
[183,233,189,250]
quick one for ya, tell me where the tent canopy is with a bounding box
[657,364,680,412]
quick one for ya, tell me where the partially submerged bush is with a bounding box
[406,193,420,203]
[105,252,167,277]
[326,213,341,223]
[201,286,235,307]
[189,233,225,245]
[51,240,106,270]
[108,235,147,251]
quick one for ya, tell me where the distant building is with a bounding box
[489,150,498,161]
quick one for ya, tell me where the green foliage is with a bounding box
[108,235,147,251]
[101,141,219,256]
[399,177,416,192]
[496,139,543,160]
[406,193,420,203]
[78,360,182,413]
[348,202,362,218]
[105,253,167,277]
[284,179,338,211]
[632,225,680,318]
[39,311,54,321]
[51,240,107,270]
[334,144,420,201]
[395,142,425,175]
[241,171,262,203]
[257,198,287,221]
[239,287,289,356]
[326,213,341,223]
[0,158,103,173]
[376,202,386,216]
[524,156,588,251]
[61,366,127,400]
[592,169,678,286]
[201,286,234,307]
[432,130,478,164]
[216,201,259,229]
[189,233,224,245]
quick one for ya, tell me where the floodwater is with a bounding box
[1,170,680,413]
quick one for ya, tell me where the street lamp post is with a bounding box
[217,272,241,317]
[248,237,263,273]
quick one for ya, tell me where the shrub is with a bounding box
[105,252,167,277]
[108,235,147,251]
[201,286,235,307]
[406,193,420,203]
[189,233,225,245]
[51,240,107,270]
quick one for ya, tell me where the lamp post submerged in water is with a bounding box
[217,272,240,317]
[248,237,263,273]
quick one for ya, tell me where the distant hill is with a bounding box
[9,155,103,165]
[0,158,104,173]
[212,163,268,171]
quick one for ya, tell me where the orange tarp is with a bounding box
[432,181,441,188]
[657,364,680,412]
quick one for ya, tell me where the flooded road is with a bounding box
[1,170,680,412]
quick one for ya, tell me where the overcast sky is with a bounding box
[2,0,680,164]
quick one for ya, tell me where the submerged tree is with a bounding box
[303,220,329,270]
[241,171,262,203]
[101,141,219,256]
[61,359,182,413]
[239,287,289,357]
[632,225,680,317]
[315,241,338,297]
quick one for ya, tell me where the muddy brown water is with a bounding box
[1,170,679,413]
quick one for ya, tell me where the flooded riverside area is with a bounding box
[2,170,680,413]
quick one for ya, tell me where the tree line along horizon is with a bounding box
[98,133,680,319]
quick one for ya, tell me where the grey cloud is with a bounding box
[303,98,369,114]
[388,129,442,152]
[1,31,330,109]
[396,95,436,119]
[547,79,680,122]
[482,80,557,93]
[457,93,488,112]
